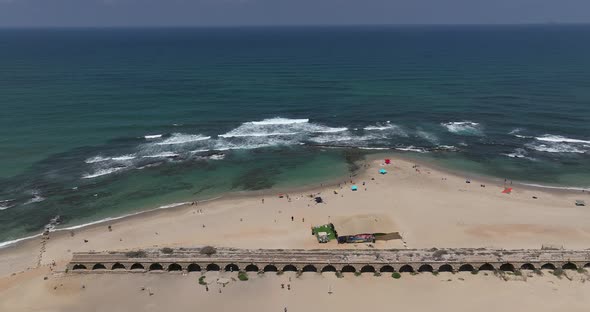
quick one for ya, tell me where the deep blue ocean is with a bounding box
[1,25,589,244]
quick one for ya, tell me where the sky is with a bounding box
[0,0,589,27]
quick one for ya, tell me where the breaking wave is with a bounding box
[535,135,590,144]
[85,156,110,164]
[441,121,482,136]
[250,118,309,125]
[23,191,45,205]
[82,167,126,179]
[144,134,163,139]
[525,142,585,154]
[502,148,536,160]
[155,133,211,145]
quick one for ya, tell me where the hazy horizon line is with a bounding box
[1,22,589,30]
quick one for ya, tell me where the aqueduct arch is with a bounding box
[322,265,337,272]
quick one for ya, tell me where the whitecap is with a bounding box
[218,132,299,138]
[209,154,225,160]
[535,135,590,144]
[156,133,211,145]
[525,142,585,154]
[111,154,136,161]
[24,192,45,205]
[82,167,125,179]
[144,134,163,139]
[441,121,482,136]
[250,118,309,125]
[142,152,180,158]
[501,148,536,160]
[84,156,110,164]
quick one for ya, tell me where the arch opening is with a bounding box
[263,265,278,272]
[584,263,590,268]
[225,264,239,272]
[479,263,495,271]
[92,263,106,270]
[283,265,298,272]
[112,262,126,270]
[245,264,259,272]
[499,263,515,272]
[130,263,145,270]
[321,265,337,273]
[187,263,201,272]
[399,265,414,273]
[206,264,220,271]
[361,265,376,273]
[380,265,394,273]
[149,263,164,271]
[438,264,453,272]
[302,265,318,273]
[341,265,356,273]
[458,264,474,272]
[541,263,556,270]
[168,263,182,271]
[520,263,535,270]
[562,262,577,270]
[72,264,87,270]
[418,264,433,273]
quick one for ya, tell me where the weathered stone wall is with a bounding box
[67,248,590,274]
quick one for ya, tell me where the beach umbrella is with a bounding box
[379,168,387,174]
[385,159,391,164]
[351,185,358,191]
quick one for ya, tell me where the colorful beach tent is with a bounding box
[379,168,387,174]
[385,159,391,164]
[351,185,358,191]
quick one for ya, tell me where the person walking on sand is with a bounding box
[262,198,265,204]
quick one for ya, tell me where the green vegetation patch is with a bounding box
[238,271,249,281]
[392,272,401,279]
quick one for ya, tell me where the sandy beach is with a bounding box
[1,155,590,311]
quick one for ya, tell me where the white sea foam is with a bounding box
[250,118,309,125]
[209,154,226,160]
[144,134,163,139]
[156,133,211,145]
[395,146,428,153]
[358,147,391,150]
[441,121,482,136]
[416,130,439,144]
[536,135,590,144]
[525,142,585,154]
[0,233,44,249]
[364,121,394,131]
[24,192,45,205]
[142,152,180,158]
[509,129,533,138]
[111,154,136,161]
[190,149,211,153]
[84,156,110,164]
[218,132,298,138]
[82,167,125,179]
[502,148,536,160]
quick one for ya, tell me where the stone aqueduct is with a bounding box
[68,248,590,274]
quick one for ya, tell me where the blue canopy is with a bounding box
[351,185,358,191]
[379,168,388,174]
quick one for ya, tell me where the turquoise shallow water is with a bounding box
[1,25,589,243]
